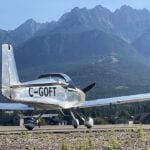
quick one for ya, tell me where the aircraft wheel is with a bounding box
[84,117,94,129]
[72,118,79,129]
[24,119,36,130]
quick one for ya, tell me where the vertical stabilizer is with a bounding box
[2,44,20,98]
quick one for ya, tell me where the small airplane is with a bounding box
[1,44,150,130]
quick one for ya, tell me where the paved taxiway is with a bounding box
[1,124,150,135]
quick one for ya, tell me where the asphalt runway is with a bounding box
[0,124,150,135]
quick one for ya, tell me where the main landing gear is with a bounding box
[70,110,94,129]
[24,110,46,130]
[24,118,36,130]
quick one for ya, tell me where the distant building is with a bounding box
[115,118,133,124]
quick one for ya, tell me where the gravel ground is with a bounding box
[0,128,150,150]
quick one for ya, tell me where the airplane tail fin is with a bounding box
[1,44,20,98]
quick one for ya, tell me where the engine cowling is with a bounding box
[84,117,94,128]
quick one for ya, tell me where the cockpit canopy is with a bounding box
[38,73,75,88]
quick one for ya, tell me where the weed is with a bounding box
[20,131,32,138]
[86,137,94,150]
[136,127,145,139]
[79,141,86,150]
[21,131,28,135]
[61,141,71,150]
[31,146,38,150]
[109,137,121,150]
[142,147,150,150]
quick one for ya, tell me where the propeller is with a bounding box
[82,82,96,93]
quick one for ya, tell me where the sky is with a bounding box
[1,0,150,30]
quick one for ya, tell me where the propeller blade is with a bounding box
[82,82,96,93]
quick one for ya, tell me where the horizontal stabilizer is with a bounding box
[0,103,34,110]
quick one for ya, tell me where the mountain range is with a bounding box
[1,5,150,102]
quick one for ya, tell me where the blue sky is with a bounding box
[1,0,150,30]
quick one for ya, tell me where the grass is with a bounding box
[142,147,150,150]
[31,146,39,150]
[109,137,121,149]
[20,131,32,138]
[61,142,71,150]
[136,127,145,139]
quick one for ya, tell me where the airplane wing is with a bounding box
[1,93,150,110]
[80,93,150,108]
[0,103,34,110]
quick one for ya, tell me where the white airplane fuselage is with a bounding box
[7,78,85,110]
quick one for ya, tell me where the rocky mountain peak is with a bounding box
[119,5,133,11]
[92,5,111,13]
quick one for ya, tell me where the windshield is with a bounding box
[38,73,75,88]
[68,80,75,89]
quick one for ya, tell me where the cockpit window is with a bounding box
[38,73,66,80]
[51,76,66,82]
[38,73,75,89]
[68,81,75,89]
